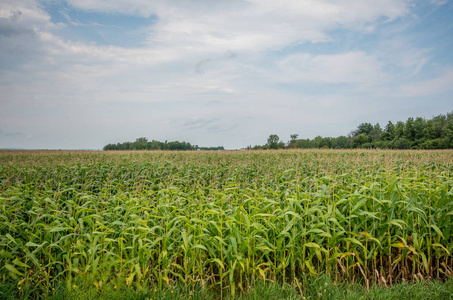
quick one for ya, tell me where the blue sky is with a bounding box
[0,0,452,149]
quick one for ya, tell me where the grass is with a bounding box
[1,149,452,299]
[1,275,453,299]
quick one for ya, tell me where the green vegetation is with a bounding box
[103,137,224,151]
[2,274,453,299]
[103,137,198,151]
[251,112,453,149]
[1,150,452,299]
[104,112,453,151]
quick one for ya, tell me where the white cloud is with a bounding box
[431,0,448,6]
[65,0,412,54]
[0,0,52,27]
[2,0,452,150]
[276,51,386,84]
[1,0,414,71]
[397,68,453,97]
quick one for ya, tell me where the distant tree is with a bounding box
[296,139,311,148]
[352,134,370,148]
[103,143,115,151]
[167,141,180,150]
[103,137,202,151]
[199,146,225,151]
[404,118,416,142]
[334,136,351,149]
[393,138,410,149]
[132,137,149,150]
[374,140,391,149]
[442,120,453,148]
[249,112,453,151]
[353,123,373,137]
[320,137,334,149]
[362,142,374,149]
[432,115,447,139]
[382,121,395,141]
[135,137,148,143]
[288,134,299,148]
[311,136,324,148]
[413,117,426,141]
[267,134,281,149]
[394,121,405,139]
[370,123,382,142]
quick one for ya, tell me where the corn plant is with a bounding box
[0,149,452,297]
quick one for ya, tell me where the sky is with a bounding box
[0,0,452,150]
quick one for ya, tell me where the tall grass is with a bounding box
[1,150,452,298]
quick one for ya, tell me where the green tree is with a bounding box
[296,139,311,148]
[404,117,417,142]
[311,136,324,148]
[382,121,395,141]
[133,137,148,150]
[334,136,351,149]
[370,123,382,142]
[442,120,453,148]
[413,117,426,141]
[353,123,373,137]
[395,121,405,139]
[432,115,446,138]
[352,133,370,148]
[267,134,281,149]
[288,134,299,148]
[393,138,410,149]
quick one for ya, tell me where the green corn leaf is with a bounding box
[304,242,320,248]
[432,243,450,255]
[430,225,445,239]
[50,226,73,232]
[5,264,24,276]
[419,252,429,272]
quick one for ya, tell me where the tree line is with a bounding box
[103,137,225,151]
[249,112,453,150]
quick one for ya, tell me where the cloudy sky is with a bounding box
[1,0,452,149]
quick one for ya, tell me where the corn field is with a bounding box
[1,150,452,297]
